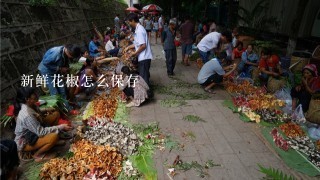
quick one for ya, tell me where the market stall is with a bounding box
[223,78,320,176]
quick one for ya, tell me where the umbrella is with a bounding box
[142,4,162,12]
[126,7,139,12]
[148,11,159,15]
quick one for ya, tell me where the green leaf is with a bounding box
[258,164,296,180]
[183,115,206,123]
[160,99,187,108]
[130,155,157,180]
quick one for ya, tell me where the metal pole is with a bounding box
[130,0,133,7]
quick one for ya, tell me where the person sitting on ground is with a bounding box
[104,29,111,44]
[232,27,239,48]
[232,41,245,61]
[291,64,320,112]
[237,44,259,78]
[198,52,237,94]
[119,66,149,107]
[197,31,232,64]
[89,35,105,58]
[105,36,120,57]
[121,22,128,32]
[74,58,111,96]
[1,140,20,179]
[258,49,283,84]
[14,87,72,162]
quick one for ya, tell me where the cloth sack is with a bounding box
[306,98,320,125]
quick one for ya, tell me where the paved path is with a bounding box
[128,37,315,180]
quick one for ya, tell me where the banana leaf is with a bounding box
[261,127,320,176]
[39,95,69,115]
[130,155,157,180]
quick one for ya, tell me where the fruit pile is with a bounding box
[279,122,305,138]
[40,140,123,179]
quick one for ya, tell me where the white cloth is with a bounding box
[158,17,163,29]
[197,32,221,52]
[133,23,153,61]
[105,40,115,51]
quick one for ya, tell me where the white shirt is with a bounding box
[232,36,237,47]
[197,32,221,52]
[158,17,163,29]
[105,40,115,52]
[133,23,153,61]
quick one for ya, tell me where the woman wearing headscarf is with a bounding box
[291,64,320,112]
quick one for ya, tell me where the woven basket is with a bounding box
[306,98,320,125]
[290,52,311,73]
[267,77,286,93]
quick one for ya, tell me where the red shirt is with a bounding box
[310,77,320,92]
[259,55,280,71]
[232,48,245,59]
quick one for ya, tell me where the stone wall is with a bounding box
[0,0,127,103]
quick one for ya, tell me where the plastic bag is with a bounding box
[291,104,306,124]
[275,88,292,114]
[308,127,320,140]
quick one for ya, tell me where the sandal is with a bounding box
[204,89,216,94]
[34,152,57,163]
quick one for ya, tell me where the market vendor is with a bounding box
[291,64,320,112]
[232,41,245,61]
[258,49,283,83]
[89,35,105,58]
[197,52,237,94]
[14,87,72,162]
[75,59,99,96]
[38,44,81,109]
[197,31,232,64]
[119,66,149,107]
[237,44,259,77]
[105,36,120,57]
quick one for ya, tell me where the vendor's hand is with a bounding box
[129,52,136,58]
[124,47,128,53]
[272,72,280,77]
[58,124,73,131]
[295,85,302,92]
[60,67,69,74]
[302,78,308,86]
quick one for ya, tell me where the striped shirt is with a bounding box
[14,104,59,151]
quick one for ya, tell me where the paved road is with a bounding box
[128,37,315,180]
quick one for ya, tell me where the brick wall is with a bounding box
[0,0,127,103]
